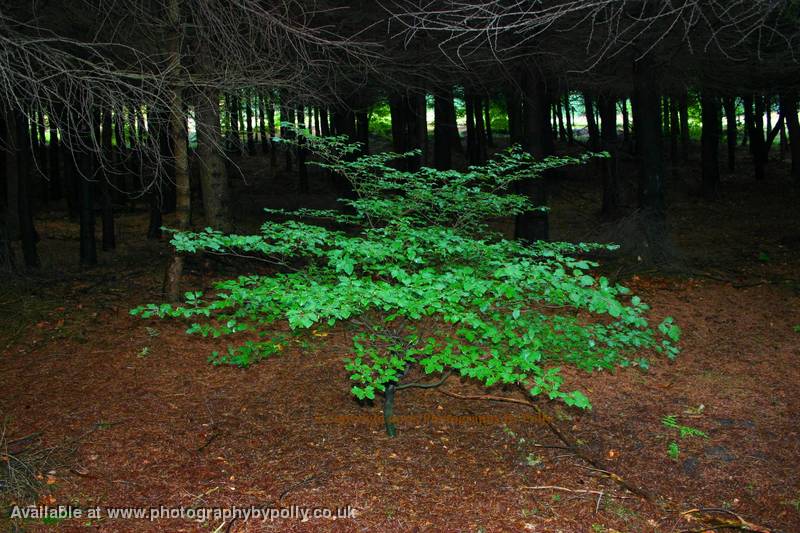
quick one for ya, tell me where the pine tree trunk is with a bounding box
[433,89,453,170]
[782,92,800,182]
[163,0,190,302]
[723,97,737,173]
[484,98,495,147]
[245,92,255,156]
[599,95,619,218]
[564,92,574,144]
[196,88,231,231]
[48,120,61,200]
[752,95,766,180]
[669,97,679,164]
[583,93,599,149]
[100,109,115,250]
[621,97,630,143]
[701,92,721,200]
[679,92,689,163]
[515,72,552,242]
[473,95,487,163]
[633,59,670,263]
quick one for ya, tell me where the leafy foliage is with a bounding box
[662,415,708,439]
[132,132,679,411]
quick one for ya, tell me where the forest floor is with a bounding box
[1,144,799,532]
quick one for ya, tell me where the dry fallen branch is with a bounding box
[680,508,773,533]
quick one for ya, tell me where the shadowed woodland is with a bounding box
[1,1,800,532]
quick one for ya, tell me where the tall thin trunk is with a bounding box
[564,92,574,144]
[473,94,487,163]
[319,107,329,136]
[100,109,115,250]
[599,95,619,217]
[484,98,495,147]
[678,92,689,163]
[433,89,453,170]
[10,109,40,268]
[723,97,737,172]
[700,92,721,200]
[228,94,242,155]
[555,99,566,141]
[752,95,766,180]
[245,92,255,156]
[781,92,800,182]
[620,97,630,143]
[583,93,599,149]
[515,72,552,242]
[669,97,679,163]
[633,59,669,263]
[163,0,190,302]
[257,94,268,154]
[464,93,477,164]
[77,117,97,266]
[196,88,231,231]
[356,110,369,154]
[48,118,61,200]
[267,95,277,167]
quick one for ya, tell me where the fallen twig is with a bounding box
[680,508,772,533]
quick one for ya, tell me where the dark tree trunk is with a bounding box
[77,117,97,265]
[244,93,255,155]
[599,95,619,217]
[473,95,488,163]
[669,97,679,163]
[3,108,20,242]
[356,110,369,154]
[267,96,277,167]
[507,88,523,146]
[100,109,115,250]
[257,94,268,154]
[281,100,294,171]
[433,89,453,170]
[556,99,566,141]
[662,96,671,142]
[583,93,599,149]
[515,73,552,242]
[723,97,737,173]
[700,92,721,200]
[679,92,689,163]
[416,94,428,165]
[319,107,330,136]
[36,109,48,195]
[765,96,772,135]
[782,92,800,182]
[465,93,478,165]
[297,134,308,193]
[228,94,242,155]
[621,97,630,143]
[751,95,767,180]
[564,92,574,144]
[484,98,495,147]
[7,109,39,269]
[48,120,61,200]
[633,60,669,262]
[742,95,753,148]
[389,94,423,170]
[196,88,231,231]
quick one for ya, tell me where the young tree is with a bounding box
[133,134,680,437]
